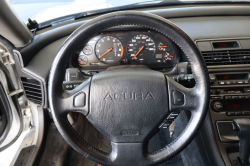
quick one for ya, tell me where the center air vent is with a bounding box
[201,50,250,66]
[21,77,42,105]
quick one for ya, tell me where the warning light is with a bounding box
[233,160,238,165]
[113,43,117,46]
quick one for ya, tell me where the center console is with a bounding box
[197,38,250,166]
[210,73,250,115]
[209,71,250,166]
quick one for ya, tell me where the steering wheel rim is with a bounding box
[48,11,209,166]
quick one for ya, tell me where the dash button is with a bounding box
[173,91,184,105]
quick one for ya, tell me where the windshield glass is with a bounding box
[9,0,249,24]
[10,0,158,23]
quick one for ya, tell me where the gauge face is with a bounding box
[83,45,93,55]
[127,34,155,63]
[95,36,123,64]
[158,42,168,52]
[164,52,177,66]
[158,42,178,66]
[78,56,88,66]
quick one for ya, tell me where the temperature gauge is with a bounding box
[83,46,93,55]
[78,56,88,66]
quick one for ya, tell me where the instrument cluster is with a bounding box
[74,31,180,69]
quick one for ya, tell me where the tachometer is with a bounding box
[95,36,123,64]
[127,34,155,63]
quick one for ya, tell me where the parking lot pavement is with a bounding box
[11,0,147,22]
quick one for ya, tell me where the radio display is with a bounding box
[224,100,250,111]
[216,74,248,80]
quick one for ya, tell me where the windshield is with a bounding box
[9,0,250,24]
[10,0,158,23]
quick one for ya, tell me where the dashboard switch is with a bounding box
[177,62,189,74]
[213,101,223,112]
[242,111,249,115]
[172,91,184,105]
[159,120,173,129]
[227,112,235,116]
[210,96,222,99]
[225,96,232,100]
[209,74,216,84]
[232,96,239,99]
[237,80,243,84]
[74,93,86,107]
[167,112,180,120]
[65,68,85,81]
[235,112,242,116]
[63,80,85,90]
[219,81,225,85]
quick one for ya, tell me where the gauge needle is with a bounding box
[159,45,167,51]
[132,46,144,60]
[78,59,86,63]
[99,48,113,59]
[166,55,174,58]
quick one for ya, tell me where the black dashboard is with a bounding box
[2,3,249,166]
[71,30,180,70]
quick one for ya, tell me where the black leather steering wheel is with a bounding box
[48,11,209,166]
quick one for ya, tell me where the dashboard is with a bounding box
[5,4,250,166]
[71,31,180,70]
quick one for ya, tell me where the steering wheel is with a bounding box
[48,11,209,166]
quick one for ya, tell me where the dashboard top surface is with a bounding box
[11,3,250,81]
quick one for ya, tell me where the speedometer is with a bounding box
[127,34,155,63]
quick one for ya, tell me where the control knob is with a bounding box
[213,101,223,112]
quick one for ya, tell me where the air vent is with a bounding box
[21,77,42,105]
[201,50,250,66]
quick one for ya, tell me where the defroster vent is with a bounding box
[21,77,42,105]
[201,50,250,66]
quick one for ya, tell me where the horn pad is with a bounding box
[87,68,169,143]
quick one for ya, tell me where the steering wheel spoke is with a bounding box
[166,75,198,112]
[57,78,91,116]
[110,142,148,165]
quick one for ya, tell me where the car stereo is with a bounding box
[210,73,249,85]
[209,72,250,117]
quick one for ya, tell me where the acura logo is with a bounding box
[104,92,155,100]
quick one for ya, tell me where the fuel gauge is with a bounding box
[158,43,168,52]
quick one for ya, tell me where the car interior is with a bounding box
[0,0,250,166]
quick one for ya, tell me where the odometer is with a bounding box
[95,36,123,64]
[127,34,155,63]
